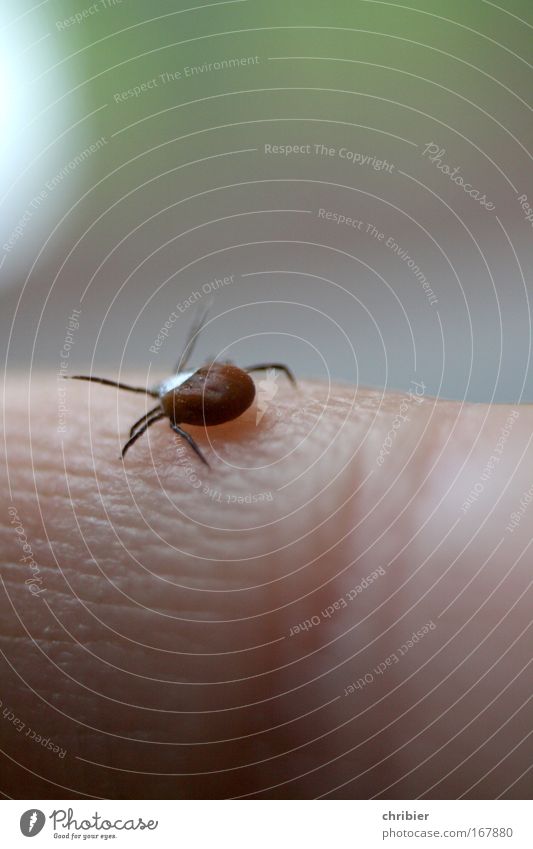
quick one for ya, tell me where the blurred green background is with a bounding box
[1,0,532,400]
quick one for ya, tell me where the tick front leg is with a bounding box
[129,404,162,437]
[245,363,297,387]
[68,375,159,397]
[171,423,210,467]
[121,414,164,459]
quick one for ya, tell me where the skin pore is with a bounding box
[0,377,531,799]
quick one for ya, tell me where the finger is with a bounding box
[0,377,531,799]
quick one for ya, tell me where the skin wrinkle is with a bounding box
[0,377,532,798]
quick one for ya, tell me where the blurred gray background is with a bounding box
[1,0,532,401]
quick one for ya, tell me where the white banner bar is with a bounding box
[1,799,531,848]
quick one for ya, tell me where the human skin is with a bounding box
[0,376,531,799]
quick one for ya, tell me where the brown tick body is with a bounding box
[161,363,256,427]
[68,305,296,467]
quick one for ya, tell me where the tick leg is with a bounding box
[173,299,213,373]
[121,413,164,459]
[171,423,210,467]
[245,363,297,387]
[129,404,162,437]
[68,375,159,397]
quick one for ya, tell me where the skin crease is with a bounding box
[0,376,531,800]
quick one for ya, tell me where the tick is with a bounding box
[67,304,296,467]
